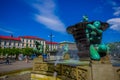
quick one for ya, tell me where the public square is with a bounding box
[0,0,120,80]
[0,60,32,80]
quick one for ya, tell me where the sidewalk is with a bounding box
[0,60,33,74]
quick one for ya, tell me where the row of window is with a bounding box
[0,42,53,48]
[0,43,36,48]
[21,39,45,44]
[1,42,20,46]
[0,40,58,50]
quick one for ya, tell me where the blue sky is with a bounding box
[0,0,120,43]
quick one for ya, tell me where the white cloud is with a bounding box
[113,7,120,16]
[106,0,120,16]
[0,27,13,34]
[35,14,66,32]
[96,0,120,17]
[27,0,66,33]
[107,18,120,31]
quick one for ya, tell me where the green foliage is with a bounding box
[0,48,33,56]
[2,48,10,55]
[0,48,3,55]
[21,48,33,56]
[12,48,20,55]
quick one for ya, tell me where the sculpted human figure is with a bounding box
[86,21,108,60]
[34,41,43,54]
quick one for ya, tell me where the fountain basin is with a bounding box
[32,58,91,80]
[32,56,120,80]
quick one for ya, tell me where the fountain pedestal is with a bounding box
[91,63,115,80]
[31,57,117,80]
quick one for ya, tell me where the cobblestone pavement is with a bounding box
[0,60,33,73]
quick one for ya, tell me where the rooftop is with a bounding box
[59,41,75,44]
[0,35,21,41]
[19,36,45,40]
[46,41,58,44]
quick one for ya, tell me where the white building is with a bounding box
[0,35,21,48]
[0,35,59,53]
[46,41,59,52]
[19,36,46,52]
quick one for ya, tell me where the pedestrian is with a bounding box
[25,55,29,63]
[5,56,10,64]
[47,52,50,60]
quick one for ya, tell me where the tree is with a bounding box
[0,48,3,55]
[2,48,9,56]
[21,48,33,56]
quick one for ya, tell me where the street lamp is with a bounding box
[48,33,54,51]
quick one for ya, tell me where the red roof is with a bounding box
[19,36,44,40]
[46,41,58,44]
[0,35,21,41]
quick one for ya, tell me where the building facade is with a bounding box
[0,35,59,53]
[0,36,21,48]
[19,36,45,48]
[59,41,77,50]
[46,41,58,52]
[19,36,46,52]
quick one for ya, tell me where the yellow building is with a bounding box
[59,41,77,50]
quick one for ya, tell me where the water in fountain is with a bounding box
[53,46,80,79]
[54,48,65,66]
[63,49,82,66]
[53,48,65,79]
[68,49,79,60]
[54,48,80,66]
[53,71,57,80]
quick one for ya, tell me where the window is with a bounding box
[4,41,6,46]
[26,39,28,43]
[22,43,24,47]
[30,44,31,47]
[13,42,15,47]
[18,43,19,46]
[9,42,11,46]
[22,39,24,42]
[30,40,31,43]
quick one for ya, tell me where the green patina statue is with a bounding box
[83,15,88,22]
[86,20,109,60]
[67,16,109,61]
[33,41,43,54]
[63,44,69,53]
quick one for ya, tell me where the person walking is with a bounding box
[25,55,29,63]
[5,56,10,64]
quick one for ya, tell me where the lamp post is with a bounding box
[48,33,54,52]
